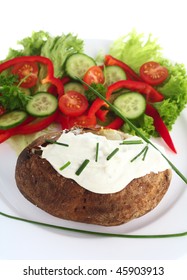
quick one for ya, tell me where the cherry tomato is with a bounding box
[140,61,168,85]
[68,114,96,128]
[11,62,38,88]
[83,66,105,85]
[58,91,89,117]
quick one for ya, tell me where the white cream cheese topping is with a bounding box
[41,130,170,194]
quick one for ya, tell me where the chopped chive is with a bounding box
[59,161,71,171]
[95,142,99,162]
[142,146,149,161]
[130,145,148,162]
[45,139,69,147]
[107,147,119,160]
[75,159,90,176]
[120,140,144,145]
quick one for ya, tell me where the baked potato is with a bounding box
[15,128,172,226]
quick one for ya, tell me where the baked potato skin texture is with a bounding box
[15,130,172,226]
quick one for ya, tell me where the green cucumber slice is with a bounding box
[26,92,58,117]
[105,65,126,86]
[64,82,85,94]
[0,111,27,130]
[113,92,146,120]
[65,53,96,79]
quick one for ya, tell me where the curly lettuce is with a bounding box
[109,29,163,73]
[5,31,84,77]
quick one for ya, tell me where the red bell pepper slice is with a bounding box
[105,55,143,82]
[48,76,71,96]
[96,109,109,122]
[88,98,107,118]
[105,117,124,129]
[146,104,177,153]
[0,130,13,143]
[106,80,164,103]
[16,110,58,134]
[0,111,58,143]
[88,79,164,119]
[0,56,64,96]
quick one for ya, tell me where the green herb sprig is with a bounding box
[77,77,187,185]
[0,73,32,111]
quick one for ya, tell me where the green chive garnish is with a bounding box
[120,140,144,145]
[131,145,148,162]
[46,139,69,147]
[77,78,187,185]
[107,148,119,160]
[142,146,149,160]
[59,161,71,171]
[75,159,90,176]
[1,211,187,238]
[95,142,99,162]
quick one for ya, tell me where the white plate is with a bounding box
[0,39,187,260]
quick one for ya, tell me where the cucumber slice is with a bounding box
[105,65,126,86]
[64,82,85,94]
[0,111,27,130]
[65,53,96,79]
[113,92,146,120]
[26,92,58,117]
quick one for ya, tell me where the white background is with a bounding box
[0,0,187,261]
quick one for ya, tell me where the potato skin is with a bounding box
[15,130,172,226]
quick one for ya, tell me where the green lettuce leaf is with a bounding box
[5,31,84,78]
[40,33,84,77]
[6,31,50,58]
[121,115,156,138]
[109,29,162,73]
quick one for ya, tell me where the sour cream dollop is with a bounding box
[41,130,170,194]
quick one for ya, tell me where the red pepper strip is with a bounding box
[88,98,107,118]
[16,110,58,134]
[61,76,71,85]
[0,111,58,144]
[105,55,143,82]
[106,80,164,103]
[0,115,35,134]
[0,56,64,96]
[96,109,109,122]
[105,117,124,129]
[0,131,12,143]
[146,104,177,153]
[48,76,70,96]
[88,79,164,118]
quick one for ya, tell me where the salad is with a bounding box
[0,30,187,153]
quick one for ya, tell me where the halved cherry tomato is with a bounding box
[11,61,38,88]
[83,65,105,85]
[57,113,96,129]
[58,90,89,117]
[140,61,168,85]
[68,114,96,128]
